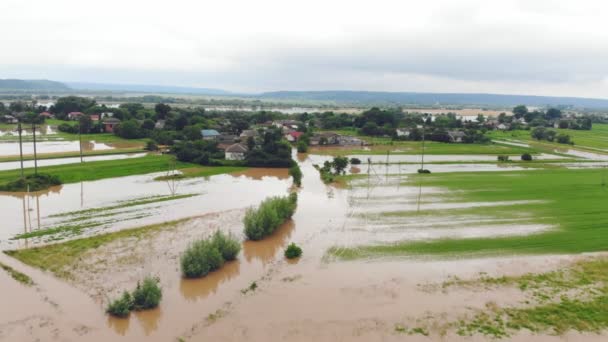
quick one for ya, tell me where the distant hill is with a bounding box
[67,82,231,95]
[259,91,608,109]
[0,79,70,91]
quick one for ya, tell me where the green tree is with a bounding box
[512,105,528,119]
[154,103,171,119]
[332,156,349,175]
[115,120,143,139]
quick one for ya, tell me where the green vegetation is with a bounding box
[244,193,298,240]
[107,277,162,317]
[453,257,608,338]
[330,168,608,260]
[0,262,34,286]
[180,231,241,278]
[0,155,243,187]
[488,124,608,151]
[285,243,303,259]
[0,148,145,163]
[521,153,532,161]
[5,218,189,279]
[289,164,302,187]
[241,281,258,294]
[314,156,349,184]
[107,291,133,317]
[0,173,61,192]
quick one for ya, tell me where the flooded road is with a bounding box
[1,150,606,341]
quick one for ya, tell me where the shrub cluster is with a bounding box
[284,243,303,259]
[289,164,303,187]
[497,155,510,162]
[244,193,298,241]
[181,231,241,278]
[417,169,431,174]
[0,173,62,192]
[350,157,362,165]
[521,153,533,161]
[106,277,162,317]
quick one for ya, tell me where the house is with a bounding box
[240,130,257,139]
[101,112,114,119]
[217,134,238,144]
[154,120,166,129]
[39,111,53,119]
[338,135,365,146]
[89,114,100,122]
[396,128,411,138]
[310,132,339,145]
[68,112,84,120]
[103,118,121,133]
[285,131,304,142]
[201,129,221,141]
[448,130,466,143]
[497,123,510,130]
[2,114,18,124]
[225,143,248,160]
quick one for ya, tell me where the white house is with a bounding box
[225,143,248,160]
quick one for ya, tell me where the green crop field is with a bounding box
[331,168,608,259]
[488,124,608,151]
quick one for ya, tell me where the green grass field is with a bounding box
[330,168,608,259]
[488,124,608,151]
[0,154,246,186]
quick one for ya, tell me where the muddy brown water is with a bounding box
[1,152,607,341]
[0,152,147,171]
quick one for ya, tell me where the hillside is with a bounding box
[0,79,70,91]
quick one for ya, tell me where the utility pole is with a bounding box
[32,122,38,175]
[421,124,426,171]
[17,122,24,178]
[78,120,84,163]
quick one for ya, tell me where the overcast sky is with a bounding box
[1,0,608,97]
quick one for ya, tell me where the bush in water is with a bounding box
[211,231,241,261]
[106,291,133,318]
[521,153,533,161]
[244,193,298,241]
[350,157,362,165]
[289,164,303,187]
[132,277,162,310]
[181,231,241,278]
[285,243,303,259]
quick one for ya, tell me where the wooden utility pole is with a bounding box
[17,122,24,178]
[420,124,426,171]
[32,122,38,175]
[78,120,84,163]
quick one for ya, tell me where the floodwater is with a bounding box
[1,151,606,341]
[0,152,147,171]
[0,140,115,156]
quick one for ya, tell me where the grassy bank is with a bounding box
[5,219,190,279]
[330,168,608,259]
[0,154,246,186]
[0,262,34,285]
[0,148,145,163]
[310,140,535,156]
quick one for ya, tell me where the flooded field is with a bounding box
[0,140,116,156]
[1,149,607,341]
[0,153,147,171]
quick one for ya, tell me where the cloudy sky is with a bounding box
[1,0,608,97]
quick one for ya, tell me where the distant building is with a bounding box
[39,111,53,119]
[285,131,304,142]
[68,112,84,120]
[154,120,166,129]
[240,130,257,139]
[89,114,100,122]
[201,129,221,140]
[338,135,365,146]
[448,130,466,143]
[2,114,18,124]
[396,128,411,137]
[310,132,339,145]
[225,143,248,160]
[103,118,121,133]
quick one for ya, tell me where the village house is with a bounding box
[285,131,303,142]
[448,130,466,143]
[310,132,339,145]
[68,111,84,120]
[497,123,510,130]
[225,143,248,160]
[2,114,18,124]
[217,133,238,144]
[103,118,121,133]
[240,129,257,139]
[154,120,166,129]
[39,111,53,119]
[89,114,100,122]
[201,129,221,141]
[338,135,365,146]
[396,128,411,138]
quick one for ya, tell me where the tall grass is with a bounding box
[244,193,298,240]
[106,276,162,317]
[181,231,241,278]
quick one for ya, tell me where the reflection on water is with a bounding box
[0,140,114,156]
[231,168,290,180]
[243,220,294,264]
[107,315,130,336]
[134,308,161,336]
[179,260,240,301]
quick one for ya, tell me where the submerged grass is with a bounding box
[452,257,608,338]
[330,168,608,259]
[5,218,189,279]
[0,262,34,286]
